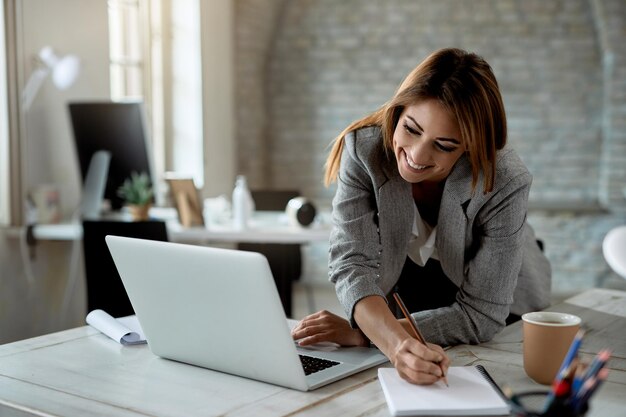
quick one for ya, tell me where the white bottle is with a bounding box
[232,175,254,230]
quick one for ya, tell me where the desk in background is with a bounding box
[6,208,332,244]
[0,289,624,416]
[171,210,331,316]
[5,209,331,317]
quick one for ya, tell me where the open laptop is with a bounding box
[105,236,388,391]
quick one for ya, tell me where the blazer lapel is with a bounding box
[436,154,473,285]
[379,160,413,275]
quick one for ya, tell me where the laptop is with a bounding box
[105,236,388,391]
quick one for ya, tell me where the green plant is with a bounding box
[117,172,154,206]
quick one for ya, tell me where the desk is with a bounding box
[0,289,624,416]
[4,210,331,318]
[4,210,331,244]
[449,288,626,416]
[167,220,331,244]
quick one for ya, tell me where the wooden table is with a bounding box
[0,289,624,416]
[449,288,626,416]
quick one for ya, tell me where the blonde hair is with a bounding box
[324,48,507,193]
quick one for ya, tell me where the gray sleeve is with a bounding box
[329,135,386,327]
[413,172,532,346]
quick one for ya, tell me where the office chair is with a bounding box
[82,220,168,317]
[238,190,302,316]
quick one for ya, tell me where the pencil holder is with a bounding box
[509,391,589,417]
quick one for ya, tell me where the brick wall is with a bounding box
[235,0,287,189]
[234,0,626,294]
[593,0,626,208]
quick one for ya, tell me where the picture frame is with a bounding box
[165,175,204,227]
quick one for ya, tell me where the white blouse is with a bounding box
[407,204,439,267]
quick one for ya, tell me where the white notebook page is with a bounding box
[378,366,510,416]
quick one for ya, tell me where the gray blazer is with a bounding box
[329,127,551,346]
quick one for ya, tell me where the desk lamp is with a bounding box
[21,46,80,111]
[18,46,81,294]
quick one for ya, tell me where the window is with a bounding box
[107,0,166,196]
[169,0,203,187]
[108,0,144,100]
[107,0,204,193]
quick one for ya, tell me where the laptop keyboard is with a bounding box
[299,354,340,375]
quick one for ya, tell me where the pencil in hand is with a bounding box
[393,292,448,387]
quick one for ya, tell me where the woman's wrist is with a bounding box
[353,295,410,353]
[356,328,371,347]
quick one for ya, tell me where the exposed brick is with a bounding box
[234,0,626,290]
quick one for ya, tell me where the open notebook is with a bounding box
[378,365,510,416]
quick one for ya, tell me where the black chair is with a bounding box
[238,190,301,316]
[82,220,168,317]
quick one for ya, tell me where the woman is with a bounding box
[291,48,551,385]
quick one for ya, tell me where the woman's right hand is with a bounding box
[291,310,369,347]
[390,337,450,385]
[352,295,449,385]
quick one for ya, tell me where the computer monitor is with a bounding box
[68,101,156,211]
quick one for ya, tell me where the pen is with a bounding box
[580,349,611,385]
[557,330,585,378]
[392,292,448,387]
[543,329,584,411]
[571,361,586,394]
[573,368,608,413]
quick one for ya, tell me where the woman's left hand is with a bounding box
[291,310,369,347]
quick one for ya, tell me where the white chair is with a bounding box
[602,225,626,279]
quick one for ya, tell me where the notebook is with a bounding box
[378,365,510,416]
[105,236,388,391]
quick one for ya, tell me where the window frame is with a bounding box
[0,2,10,225]
[1,0,25,226]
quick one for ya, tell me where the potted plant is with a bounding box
[117,172,154,221]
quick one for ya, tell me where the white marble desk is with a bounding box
[167,213,331,244]
[4,209,331,318]
[0,289,624,416]
[4,209,331,244]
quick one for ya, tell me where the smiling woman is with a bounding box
[294,47,551,387]
[393,99,464,185]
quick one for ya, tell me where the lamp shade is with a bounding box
[52,55,80,89]
[37,46,80,89]
[21,46,80,110]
